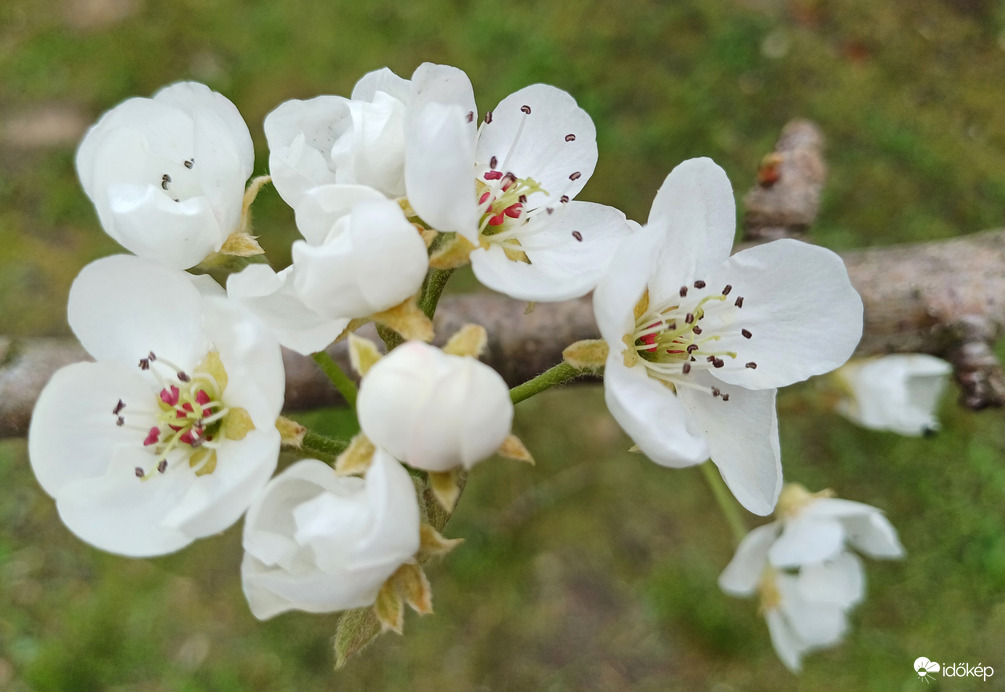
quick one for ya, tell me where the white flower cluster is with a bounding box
[718,484,904,671]
[29,63,896,666]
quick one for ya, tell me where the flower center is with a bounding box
[158,157,197,203]
[623,282,757,399]
[113,349,254,480]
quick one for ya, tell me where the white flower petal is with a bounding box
[227,264,349,356]
[409,63,477,128]
[475,84,596,207]
[765,607,807,673]
[841,512,906,559]
[718,523,780,596]
[777,573,848,647]
[104,183,224,269]
[153,81,254,176]
[293,184,389,245]
[29,361,153,496]
[602,355,710,468]
[68,255,209,368]
[645,157,737,302]
[769,516,845,568]
[405,102,478,237]
[679,377,781,516]
[835,354,951,436]
[264,96,350,208]
[798,552,866,607]
[593,227,660,348]
[292,199,429,318]
[53,444,198,557]
[700,239,863,390]
[351,67,411,102]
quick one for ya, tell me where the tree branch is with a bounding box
[2,230,1002,440]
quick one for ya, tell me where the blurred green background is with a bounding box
[3,0,1005,689]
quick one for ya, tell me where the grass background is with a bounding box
[2,0,1005,689]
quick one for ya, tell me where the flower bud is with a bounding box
[357,342,513,472]
[241,450,420,620]
[75,82,254,269]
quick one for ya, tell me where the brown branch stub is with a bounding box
[742,119,827,241]
[943,316,1005,410]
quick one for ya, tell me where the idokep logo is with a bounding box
[914,657,940,683]
[914,656,995,683]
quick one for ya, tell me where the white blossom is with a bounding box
[593,157,863,515]
[356,341,513,472]
[28,255,284,557]
[227,196,429,355]
[718,484,903,671]
[265,63,474,211]
[406,83,633,302]
[76,82,255,269]
[241,450,421,620]
[834,354,952,436]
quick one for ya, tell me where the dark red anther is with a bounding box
[712,387,721,397]
[685,313,695,324]
[560,195,569,203]
[184,159,194,169]
[721,394,730,402]
[734,296,744,308]
[686,344,698,353]
[745,362,758,369]
[693,326,703,335]
[572,230,583,242]
[741,329,752,339]
[694,280,706,289]
[177,371,191,383]
[520,104,532,114]
[569,171,581,181]
[485,111,493,124]
[157,459,168,473]
[113,399,126,415]
[565,133,576,142]
[489,155,498,170]
[116,416,124,427]
[679,286,688,298]
[713,357,725,368]
[135,467,145,478]
[143,427,161,446]
[722,284,732,296]
[160,386,180,406]
[484,170,503,180]
[501,172,517,189]
[682,362,691,374]
[139,358,150,370]
[519,195,527,203]
[466,111,474,123]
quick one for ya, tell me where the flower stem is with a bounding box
[311,351,358,408]
[297,428,349,462]
[419,268,454,319]
[509,361,583,404]
[699,461,747,545]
